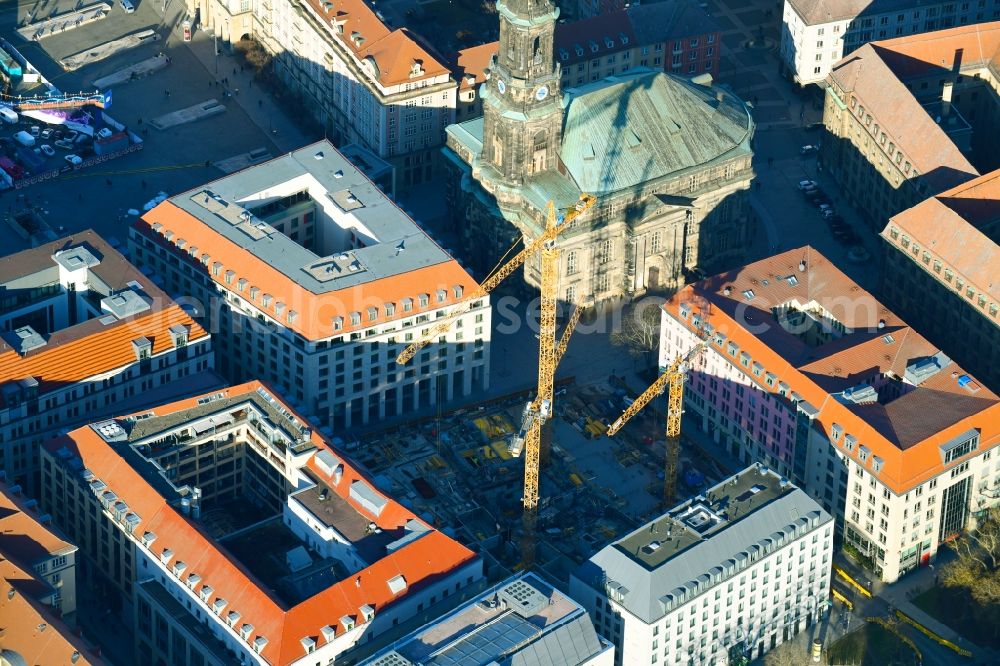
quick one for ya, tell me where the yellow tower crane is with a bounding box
[393,194,596,566]
[606,335,708,502]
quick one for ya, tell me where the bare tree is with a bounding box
[611,297,662,368]
[942,506,1000,605]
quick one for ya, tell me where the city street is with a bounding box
[2,0,317,253]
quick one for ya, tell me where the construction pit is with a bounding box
[351,376,735,583]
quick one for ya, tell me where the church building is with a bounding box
[444,0,756,302]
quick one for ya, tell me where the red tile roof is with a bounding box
[302,0,450,87]
[455,42,497,92]
[664,246,1000,494]
[48,381,476,666]
[0,483,75,568]
[885,168,1000,305]
[0,558,106,666]
[829,41,980,192]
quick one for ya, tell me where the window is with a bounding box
[567,251,578,275]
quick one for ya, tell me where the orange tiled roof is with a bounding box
[138,202,479,342]
[664,246,1000,494]
[303,0,449,87]
[49,381,476,666]
[0,484,75,567]
[870,21,1000,80]
[0,558,106,665]
[884,168,1000,304]
[828,41,980,192]
[455,42,497,91]
[0,305,208,398]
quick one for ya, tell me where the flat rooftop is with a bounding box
[365,573,608,666]
[167,141,450,294]
[577,466,830,624]
[616,465,791,570]
[139,141,478,341]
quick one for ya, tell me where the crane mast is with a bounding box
[606,334,707,502]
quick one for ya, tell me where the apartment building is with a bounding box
[571,465,833,666]
[781,0,1000,86]
[659,247,1000,582]
[0,480,104,665]
[575,0,629,20]
[130,141,490,431]
[0,477,79,620]
[362,572,615,665]
[881,169,1000,394]
[242,0,456,189]
[821,22,1000,230]
[0,231,214,493]
[40,381,484,666]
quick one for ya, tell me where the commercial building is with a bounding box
[363,572,614,666]
[131,141,490,431]
[571,465,833,666]
[192,0,457,190]
[40,381,483,666]
[0,479,104,665]
[821,22,1000,230]
[780,0,1000,86]
[880,169,1000,393]
[454,1,721,121]
[659,246,1000,582]
[0,231,214,493]
[0,477,79,620]
[446,0,754,299]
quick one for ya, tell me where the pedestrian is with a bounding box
[141,179,147,188]
[241,65,245,73]
[235,88,239,96]
[248,79,252,89]
[233,67,237,76]
[106,178,112,187]
[258,99,263,108]
[767,156,774,167]
[78,193,83,201]
[164,89,170,97]
[138,117,143,125]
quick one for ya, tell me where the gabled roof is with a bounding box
[560,69,752,194]
[303,0,449,87]
[454,42,497,91]
[0,558,106,665]
[553,9,636,66]
[0,482,76,568]
[786,0,910,26]
[48,381,476,666]
[885,168,1000,305]
[664,246,1000,493]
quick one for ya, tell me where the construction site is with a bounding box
[348,373,731,582]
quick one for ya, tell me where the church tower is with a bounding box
[480,0,563,185]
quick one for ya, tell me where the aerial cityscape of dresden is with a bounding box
[0,0,998,663]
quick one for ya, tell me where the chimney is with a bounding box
[942,81,954,118]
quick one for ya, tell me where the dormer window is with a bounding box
[350,312,361,326]
[132,337,152,361]
[169,325,188,348]
[333,316,344,331]
[410,60,424,77]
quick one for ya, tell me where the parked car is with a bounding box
[97,127,113,139]
[798,179,818,191]
[65,130,79,142]
[121,0,135,13]
[74,133,92,145]
[40,128,54,140]
[29,125,40,137]
[801,144,819,155]
[65,154,83,166]
[40,144,55,157]
[54,139,73,150]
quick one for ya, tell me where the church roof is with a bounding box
[559,69,752,195]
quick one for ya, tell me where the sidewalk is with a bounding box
[158,8,316,155]
[835,550,999,662]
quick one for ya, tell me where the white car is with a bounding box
[798,179,818,190]
[65,154,83,166]
[801,144,819,155]
[97,127,113,139]
[40,144,55,157]
[121,0,135,13]
[54,139,73,150]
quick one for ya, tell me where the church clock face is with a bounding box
[497,78,507,95]
[535,85,549,101]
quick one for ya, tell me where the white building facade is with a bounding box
[780,0,1000,86]
[131,142,491,432]
[570,465,834,666]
